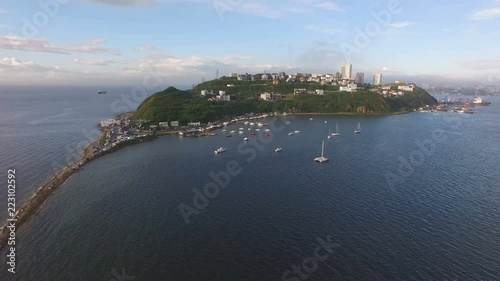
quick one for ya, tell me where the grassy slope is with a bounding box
[134,81,437,123]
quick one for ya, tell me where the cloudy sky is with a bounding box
[1,0,500,87]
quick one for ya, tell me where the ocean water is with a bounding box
[0,86,154,223]
[1,96,499,281]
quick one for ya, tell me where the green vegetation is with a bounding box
[133,80,438,124]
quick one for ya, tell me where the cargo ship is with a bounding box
[471,97,491,106]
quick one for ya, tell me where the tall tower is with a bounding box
[339,64,352,79]
[373,73,382,85]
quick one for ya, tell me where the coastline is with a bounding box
[0,113,156,250]
[291,111,410,116]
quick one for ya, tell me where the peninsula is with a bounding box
[133,79,437,124]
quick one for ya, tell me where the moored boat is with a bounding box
[214,147,226,154]
[314,141,329,163]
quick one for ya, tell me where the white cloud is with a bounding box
[138,45,155,52]
[73,58,115,66]
[305,25,342,34]
[237,2,282,19]
[469,7,500,20]
[314,1,341,11]
[283,7,314,14]
[211,0,342,19]
[0,36,120,55]
[90,0,156,6]
[388,21,415,28]
[0,57,62,73]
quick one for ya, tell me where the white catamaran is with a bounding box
[314,140,329,163]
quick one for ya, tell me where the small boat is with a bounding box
[294,130,301,134]
[324,121,327,124]
[289,132,294,136]
[264,129,270,132]
[226,134,232,137]
[309,118,314,121]
[243,137,249,141]
[247,128,251,131]
[265,133,270,137]
[229,130,236,133]
[222,129,227,132]
[314,140,329,163]
[354,122,361,134]
[250,123,255,126]
[97,90,107,94]
[255,128,260,131]
[250,132,256,135]
[331,123,340,136]
[244,121,249,125]
[238,131,244,134]
[327,127,331,139]
[210,133,217,136]
[257,123,264,127]
[239,128,244,130]
[275,148,282,152]
[214,147,226,154]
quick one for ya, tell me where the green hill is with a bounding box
[133,81,437,124]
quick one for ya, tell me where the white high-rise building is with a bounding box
[339,64,352,79]
[373,73,382,85]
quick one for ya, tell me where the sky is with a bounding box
[1,0,500,88]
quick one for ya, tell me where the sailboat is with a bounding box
[314,140,329,163]
[331,123,340,136]
[327,127,331,139]
[354,122,361,134]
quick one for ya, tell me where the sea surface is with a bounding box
[0,86,153,223]
[1,92,500,281]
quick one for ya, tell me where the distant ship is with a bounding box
[472,97,491,106]
[97,90,107,94]
[439,96,491,107]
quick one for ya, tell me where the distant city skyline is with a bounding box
[1,0,500,87]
